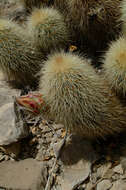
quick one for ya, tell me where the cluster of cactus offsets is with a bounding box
[0,19,44,89]
[27,7,69,52]
[1,0,126,139]
[103,37,126,96]
[67,0,122,53]
[39,52,126,138]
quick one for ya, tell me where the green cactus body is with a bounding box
[0,19,43,88]
[39,52,126,138]
[103,37,126,96]
[27,7,69,53]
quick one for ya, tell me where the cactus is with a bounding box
[120,0,126,36]
[66,0,122,56]
[20,0,50,12]
[103,37,126,96]
[20,0,67,12]
[53,0,67,12]
[27,7,70,53]
[39,52,126,138]
[0,19,44,89]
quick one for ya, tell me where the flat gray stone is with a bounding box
[0,103,28,145]
[111,180,126,190]
[0,159,47,190]
[0,76,19,107]
[61,159,91,190]
[97,180,112,190]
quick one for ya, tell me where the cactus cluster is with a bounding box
[66,0,122,54]
[0,0,126,139]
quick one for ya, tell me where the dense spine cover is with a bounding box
[39,52,126,138]
[27,7,69,53]
[0,19,44,88]
[103,37,126,96]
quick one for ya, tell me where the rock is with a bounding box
[97,162,112,178]
[61,159,91,190]
[0,159,47,190]
[59,135,99,190]
[120,157,126,173]
[113,164,123,175]
[0,79,19,107]
[0,103,29,145]
[0,76,27,145]
[97,180,112,190]
[103,168,114,179]
[111,180,126,190]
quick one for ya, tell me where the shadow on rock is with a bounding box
[60,135,98,166]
